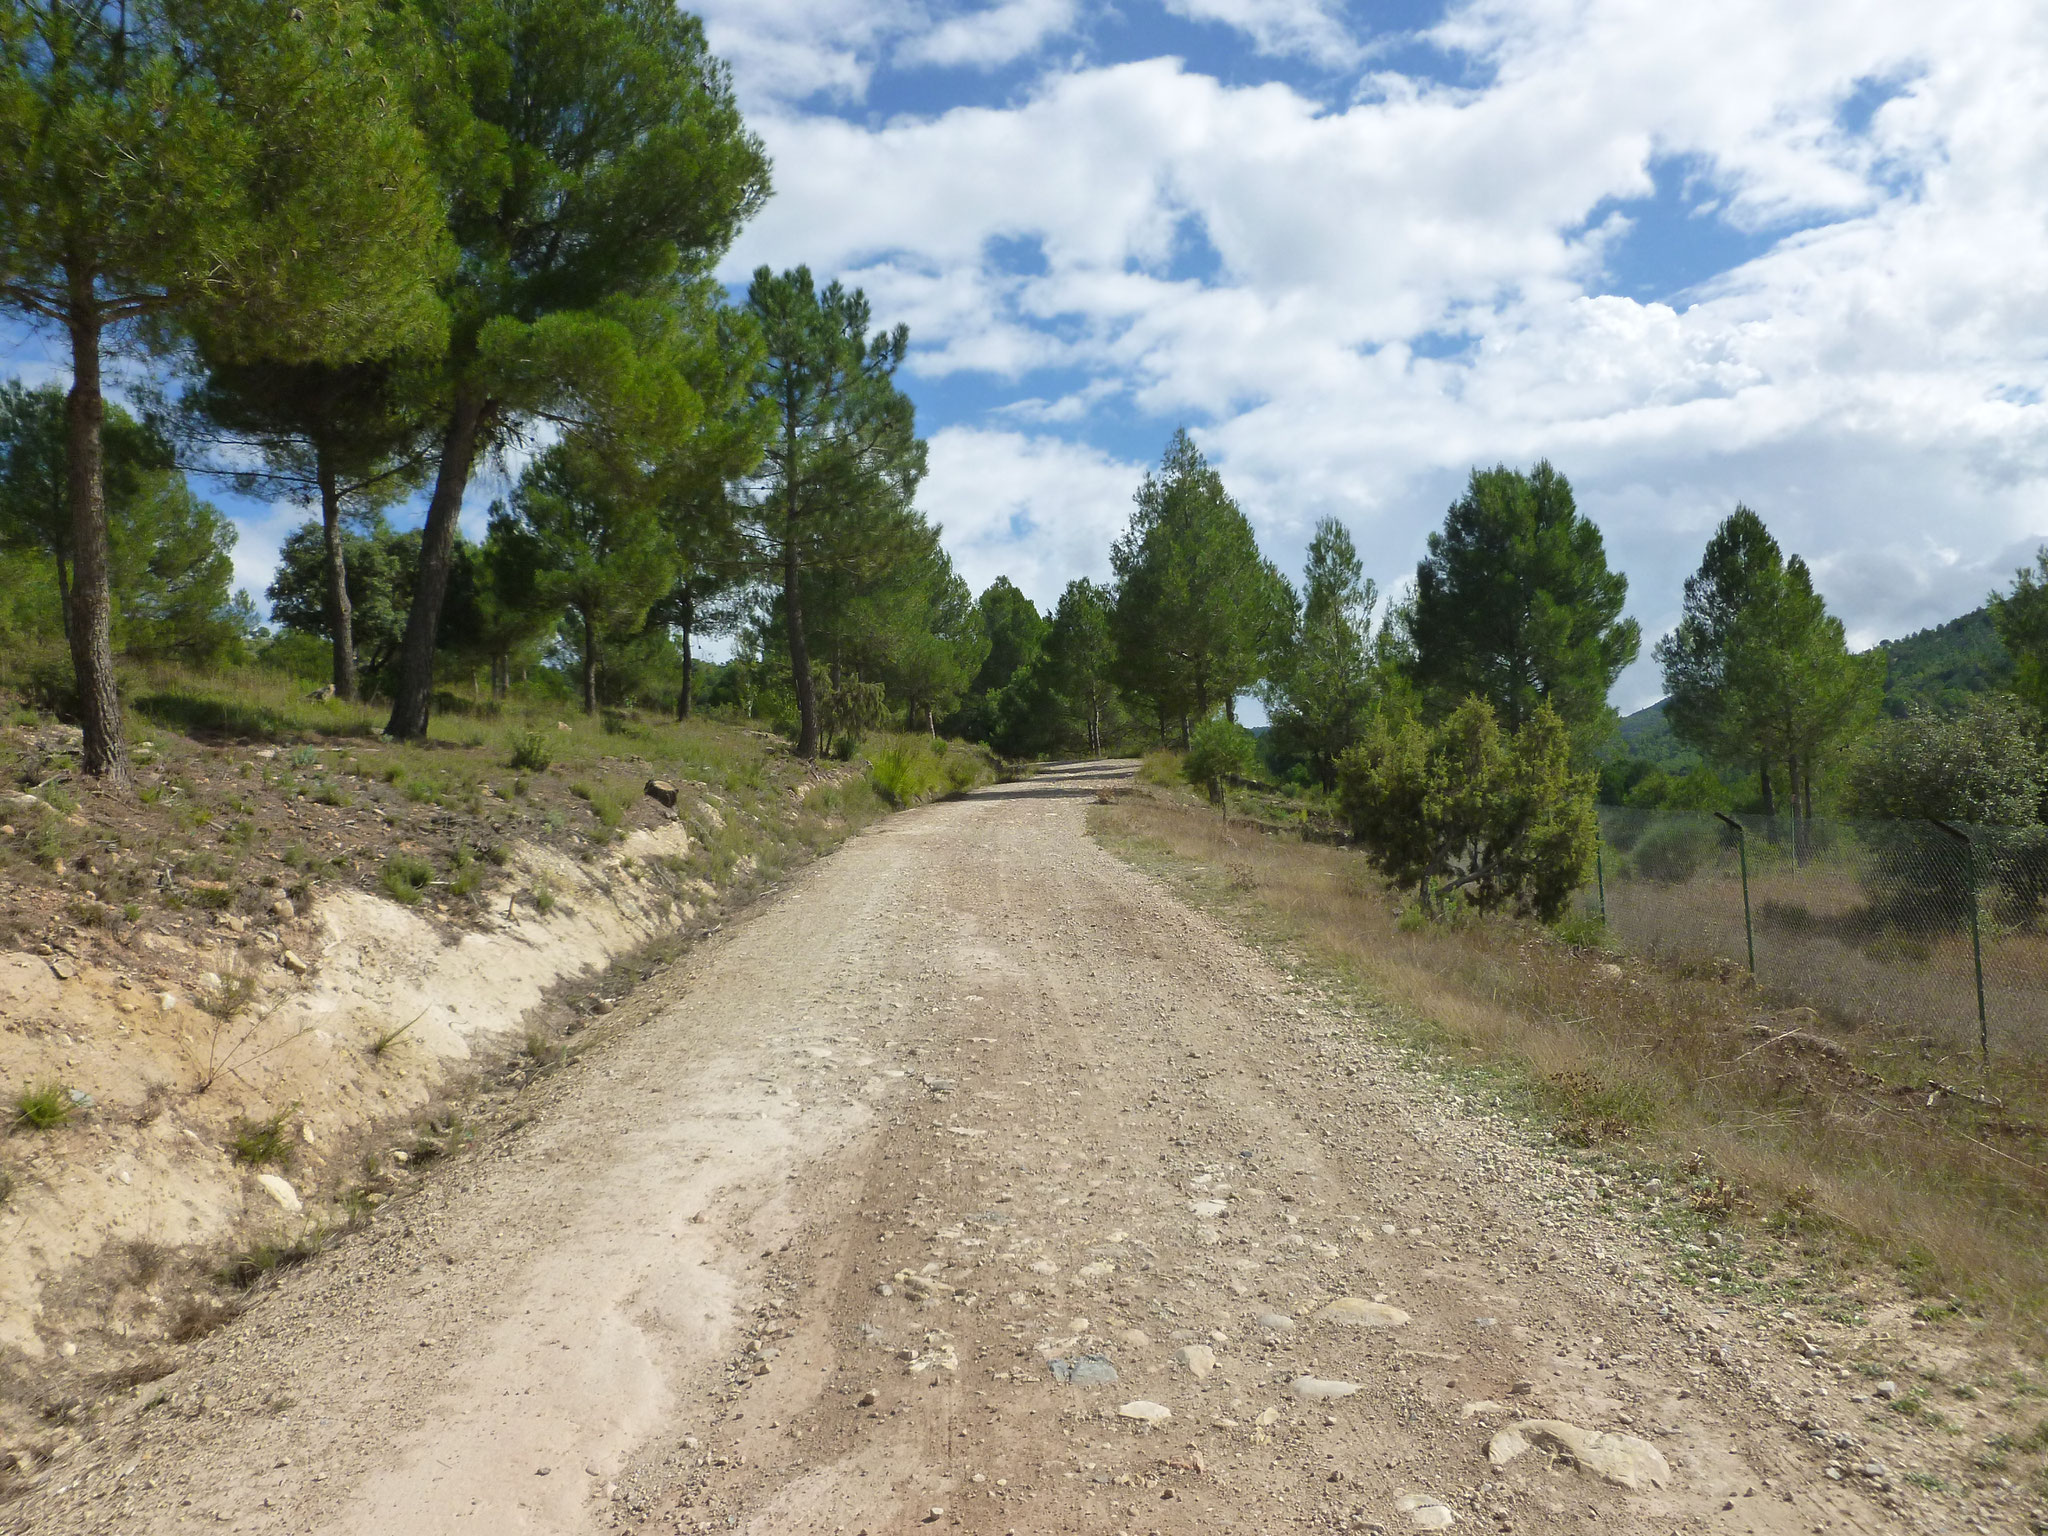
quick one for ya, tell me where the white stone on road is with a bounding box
[1316,1297,1410,1328]
[1489,1419,1671,1491]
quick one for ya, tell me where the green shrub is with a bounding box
[1184,718,1259,803]
[1337,699,1594,922]
[508,730,553,772]
[869,747,929,808]
[1552,909,1608,947]
[13,1081,73,1131]
[943,754,980,793]
[379,853,434,905]
[29,817,63,868]
[585,788,625,833]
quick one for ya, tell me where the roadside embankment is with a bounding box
[0,697,990,1459]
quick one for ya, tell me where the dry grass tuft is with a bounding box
[1094,787,2048,1326]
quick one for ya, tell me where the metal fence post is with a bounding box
[1595,839,1607,921]
[1715,813,1755,976]
[1932,819,1989,1064]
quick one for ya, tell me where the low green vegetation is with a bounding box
[379,853,435,905]
[12,1081,73,1132]
[866,735,994,808]
[217,1232,323,1291]
[229,1108,296,1168]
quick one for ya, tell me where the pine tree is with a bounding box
[1407,461,1638,742]
[1110,430,1291,746]
[382,0,769,740]
[0,382,247,665]
[1991,547,2048,717]
[740,267,925,758]
[1656,507,1881,820]
[1044,579,1119,757]
[1265,517,1379,789]
[509,441,676,715]
[181,357,436,699]
[0,0,450,780]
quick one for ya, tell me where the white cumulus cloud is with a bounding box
[897,0,1080,70]
[721,0,2048,709]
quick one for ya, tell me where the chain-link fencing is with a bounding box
[1583,809,2048,1060]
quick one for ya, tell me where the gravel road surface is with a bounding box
[14,759,1902,1535]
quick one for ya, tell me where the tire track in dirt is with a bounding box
[11,760,1912,1534]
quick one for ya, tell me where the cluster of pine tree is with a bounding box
[0,0,978,784]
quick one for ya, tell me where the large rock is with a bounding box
[1117,1400,1171,1424]
[1395,1492,1457,1528]
[254,1174,302,1214]
[1175,1344,1216,1378]
[1488,1419,1670,1491]
[1291,1375,1360,1401]
[1049,1354,1119,1386]
[1316,1297,1410,1329]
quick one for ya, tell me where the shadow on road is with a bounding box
[964,760,1136,802]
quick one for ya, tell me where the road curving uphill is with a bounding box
[13,759,1928,1534]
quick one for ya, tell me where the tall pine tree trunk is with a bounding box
[1757,755,1775,817]
[63,283,127,785]
[387,388,490,740]
[785,522,819,759]
[675,587,694,721]
[53,553,71,647]
[580,605,601,716]
[317,457,358,701]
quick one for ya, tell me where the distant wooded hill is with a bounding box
[1615,604,2014,763]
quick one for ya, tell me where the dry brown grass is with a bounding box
[1095,785,2048,1332]
[1598,860,2048,1062]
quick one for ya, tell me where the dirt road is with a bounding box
[18,760,1912,1534]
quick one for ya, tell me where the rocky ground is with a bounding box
[6,759,2040,1534]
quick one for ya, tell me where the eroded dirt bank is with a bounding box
[9,760,2014,1533]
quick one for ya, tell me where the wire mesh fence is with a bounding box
[1583,808,2048,1061]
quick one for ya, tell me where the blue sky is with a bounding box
[10,0,2048,716]
[701,0,2048,710]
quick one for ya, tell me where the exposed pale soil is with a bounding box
[6,760,2038,1534]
